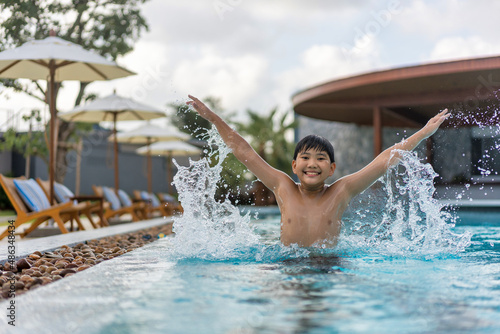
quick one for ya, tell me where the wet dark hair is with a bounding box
[293,135,335,163]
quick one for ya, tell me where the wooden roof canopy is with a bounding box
[292,55,500,129]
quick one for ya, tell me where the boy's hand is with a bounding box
[421,108,450,138]
[186,95,215,122]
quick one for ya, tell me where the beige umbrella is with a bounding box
[136,141,201,192]
[59,93,165,192]
[112,123,190,193]
[0,34,134,203]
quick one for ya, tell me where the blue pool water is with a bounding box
[2,212,499,334]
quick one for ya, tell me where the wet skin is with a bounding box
[277,148,344,247]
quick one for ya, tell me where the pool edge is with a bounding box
[0,217,173,264]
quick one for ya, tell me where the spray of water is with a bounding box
[167,127,310,262]
[166,123,474,260]
[167,127,262,260]
[340,150,472,257]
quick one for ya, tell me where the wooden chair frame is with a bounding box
[92,185,147,222]
[156,192,184,215]
[36,178,109,228]
[133,190,172,218]
[0,175,82,239]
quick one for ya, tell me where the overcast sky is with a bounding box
[2,0,500,131]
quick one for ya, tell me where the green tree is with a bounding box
[235,108,298,205]
[0,0,149,181]
[167,96,225,139]
[236,108,298,176]
[0,109,49,165]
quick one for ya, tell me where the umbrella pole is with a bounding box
[113,113,119,195]
[165,156,169,193]
[147,137,152,193]
[49,63,56,205]
[167,152,172,193]
[75,138,82,195]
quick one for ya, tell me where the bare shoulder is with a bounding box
[324,177,355,203]
[274,172,299,191]
[254,167,297,198]
[327,176,350,191]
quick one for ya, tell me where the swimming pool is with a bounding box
[1,211,499,334]
[2,133,499,333]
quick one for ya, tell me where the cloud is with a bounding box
[396,0,500,41]
[171,47,268,111]
[101,1,411,115]
[394,0,459,38]
[141,0,270,50]
[429,36,500,62]
[3,0,500,131]
[243,0,369,21]
[119,40,170,75]
[270,41,382,112]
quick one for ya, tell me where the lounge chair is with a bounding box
[116,188,149,219]
[156,192,184,214]
[92,185,146,222]
[36,178,108,228]
[133,190,172,217]
[0,174,84,240]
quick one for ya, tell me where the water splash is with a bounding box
[167,125,473,260]
[166,127,311,261]
[341,150,472,257]
[168,128,267,260]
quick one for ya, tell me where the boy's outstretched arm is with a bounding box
[341,109,450,199]
[186,95,290,191]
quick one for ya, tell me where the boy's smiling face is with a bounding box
[292,148,336,189]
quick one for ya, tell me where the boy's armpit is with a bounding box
[332,174,371,204]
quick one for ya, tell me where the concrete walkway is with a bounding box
[0,215,174,263]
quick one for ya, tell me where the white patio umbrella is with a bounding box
[59,93,165,192]
[136,141,201,192]
[112,123,190,193]
[0,34,134,203]
[112,123,190,143]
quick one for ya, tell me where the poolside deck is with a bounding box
[0,216,173,264]
[435,184,500,209]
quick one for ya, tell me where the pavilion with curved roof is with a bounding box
[292,55,500,156]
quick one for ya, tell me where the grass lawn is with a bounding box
[0,210,16,226]
[0,210,15,216]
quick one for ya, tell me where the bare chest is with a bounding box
[277,190,346,246]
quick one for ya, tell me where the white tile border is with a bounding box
[439,199,500,208]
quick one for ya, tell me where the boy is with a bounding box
[187,95,449,247]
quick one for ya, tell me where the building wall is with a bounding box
[297,115,474,184]
[4,129,199,197]
[2,121,494,201]
[432,127,472,183]
[0,150,11,175]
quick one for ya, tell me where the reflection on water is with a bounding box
[273,255,349,333]
[280,254,346,275]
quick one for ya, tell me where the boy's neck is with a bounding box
[298,182,327,197]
